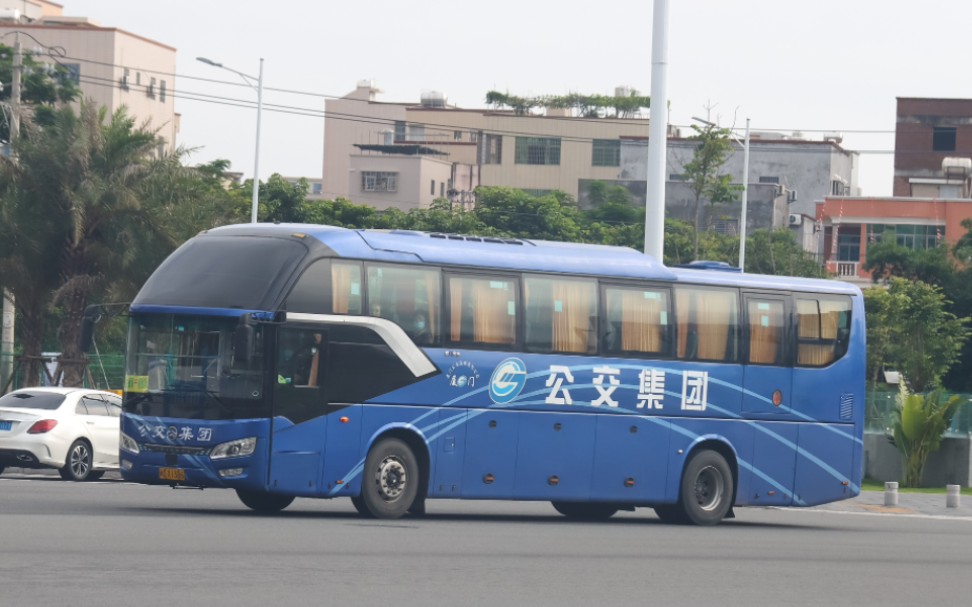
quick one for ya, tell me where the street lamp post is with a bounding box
[692,116,750,270]
[197,57,264,223]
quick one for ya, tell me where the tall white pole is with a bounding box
[251,58,264,224]
[643,0,670,260]
[738,118,750,271]
[1,37,22,393]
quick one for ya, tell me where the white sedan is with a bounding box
[0,387,122,481]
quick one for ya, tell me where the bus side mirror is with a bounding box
[80,305,101,354]
[233,324,255,363]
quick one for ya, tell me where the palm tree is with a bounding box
[1,101,176,386]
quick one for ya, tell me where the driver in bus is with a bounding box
[412,311,431,345]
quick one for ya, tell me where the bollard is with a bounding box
[946,484,961,509]
[884,481,899,506]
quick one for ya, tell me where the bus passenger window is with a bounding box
[747,299,784,365]
[604,287,671,355]
[524,276,596,354]
[367,264,441,345]
[796,297,851,367]
[447,275,517,347]
[675,287,738,362]
[286,260,329,314]
[332,262,362,314]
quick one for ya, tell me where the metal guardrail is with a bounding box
[867,389,972,436]
[0,353,124,393]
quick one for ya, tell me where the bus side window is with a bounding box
[524,276,597,354]
[277,330,323,387]
[796,297,852,367]
[675,286,738,363]
[367,264,441,345]
[603,286,671,356]
[447,275,517,347]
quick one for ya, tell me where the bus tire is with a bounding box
[551,501,619,521]
[236,489,295,513]
[679,449,734,526]
[360,437,420,519]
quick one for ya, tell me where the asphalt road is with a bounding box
[1,473,970,607]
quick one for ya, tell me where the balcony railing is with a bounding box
[836,261,859,277]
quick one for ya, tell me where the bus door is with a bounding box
[268,325,329,496]
[741,293,796,505]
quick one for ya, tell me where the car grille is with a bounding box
[142,443,211,456]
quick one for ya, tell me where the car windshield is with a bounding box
[0,391,66,410]
[123,314,271,420]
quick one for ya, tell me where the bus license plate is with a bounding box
[159,467,185,482]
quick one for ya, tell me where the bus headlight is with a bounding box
[210,437,257,460]
[120,432,140,455]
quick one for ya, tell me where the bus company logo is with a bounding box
[446,360,480,389]
[489,358,527,404]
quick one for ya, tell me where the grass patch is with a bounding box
[862,478,971,495]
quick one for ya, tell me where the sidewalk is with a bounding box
[808,489,972,518]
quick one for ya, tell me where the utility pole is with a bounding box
[1,36,21,393]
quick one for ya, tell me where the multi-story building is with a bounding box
[894,97,972,197]
[323,82,858,240]
[323,81,653,210]
[817,97,972,284]
[0,0,178,151]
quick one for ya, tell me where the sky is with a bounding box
[61,0,972,198]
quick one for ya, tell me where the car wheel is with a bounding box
[236,489,295,513]
[59,439,94,481]
[359,437,420,519]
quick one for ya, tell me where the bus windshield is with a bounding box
[123,314,270,420]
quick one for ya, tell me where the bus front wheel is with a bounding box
[359,437,420,519]
[551,501,619,521]
[236,489,295,513]
[678,449,734,526]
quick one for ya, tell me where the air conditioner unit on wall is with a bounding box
[788,214,803,226]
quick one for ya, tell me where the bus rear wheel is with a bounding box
[678,449,734,526]
[359,437,420,519]
[236,489,295,513]
[551,501,619,521]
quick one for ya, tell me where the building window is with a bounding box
[867,224,942,251]
[394,121,407,142]
[933,127,957,152]
[454,130,462,141]
[160,80,167,102]
[837,230,860,262]
[669,174,687,181]
[831,179,848,196]
[481,134,502,164]
[440,182,445,198]
[592,139,621,167]
[361,171,398,193]
[431,180,436,196]
[121,68,130,90]
[147,77,156,98]
[515,136,561,165]
[312,183,322,195]
[758,176,780,184]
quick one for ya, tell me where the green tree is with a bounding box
[260,173,308,223]
[680,124,742,258]
[473,187,582,241]
[744,229,828,278]
[863,278,970,392]
[891,384,962,487]
[0,102,179,386]
[1,42,81,142]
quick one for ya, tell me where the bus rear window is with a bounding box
[796,297,851,367]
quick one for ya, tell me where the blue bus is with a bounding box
[113,223,865,525]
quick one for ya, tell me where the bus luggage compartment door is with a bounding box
[461,410,519,499]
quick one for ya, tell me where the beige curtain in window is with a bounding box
[620,290,663,353]
[748,300,781,364]
[677,288,734,361]
[450,279,514,345]
[551,281,595,354]
[797,299,835,366]
[332,264,354,314]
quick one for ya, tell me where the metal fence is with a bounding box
[0,353,125,393]
[866,389,972,437]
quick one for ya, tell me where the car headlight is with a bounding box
[120,432,140,455]
[210,437,257,460]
